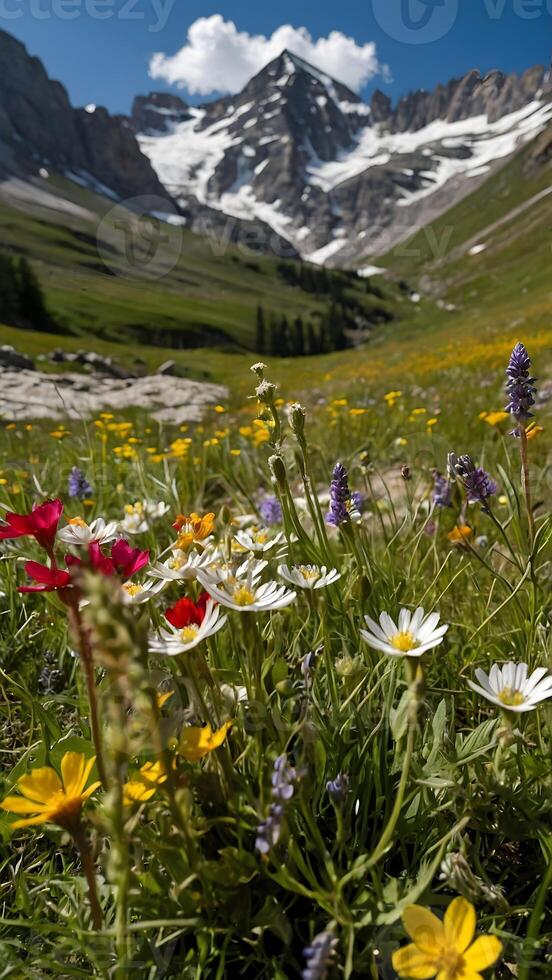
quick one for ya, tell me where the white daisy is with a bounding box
[360,607,449,658]
[57,517,119,547]
[277,564,341,590]
[121,579,167,605]
[199,572,296,613]
[150,547,216,582]
[199,556,268,588]
[234,527,285,553]
[149,600,227,656]
[122,501,170,535]
[468,662,552,713]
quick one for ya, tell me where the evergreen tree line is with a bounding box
[277,261,351,301]
[0,251,52,332]
[255,303,348,358]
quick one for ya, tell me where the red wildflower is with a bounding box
[165,593,211,629]
[19,562,72,594]
[87,539,149,580]
[0,499,63,553]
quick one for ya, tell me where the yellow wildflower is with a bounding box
[525,423,543,441]
[1,753,100,830]
[179,721,233,762]
[481,411,509,427]
[173,512,215,551]
[393,897,502,980]
[123,758,170,806]
[448,525,474,546]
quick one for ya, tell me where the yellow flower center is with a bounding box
[180,625,199,642]
[390,631,418,652]
[123,584,143,597]
[68,517,88,527]
[49,791,86,827]
[233,586,255,606]
[498,687,526,707]
[436,947,464,979]
[298,566,320,581]
[169,556,185,570]
[175,531,194,552]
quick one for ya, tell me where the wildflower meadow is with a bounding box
[0,343,550,979]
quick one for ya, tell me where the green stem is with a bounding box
[73,822,102,930]
[366,700,417,868]
[69,606,108,790]
[518,425,535,548]
[518,850,552,980]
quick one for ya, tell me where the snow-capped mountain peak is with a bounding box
[132,52,551,265]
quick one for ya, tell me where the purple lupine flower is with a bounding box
[256,754,297,854]
[326,772,350,805]
[259,496,283,525]
[302,931,338,980]
[505,342,537,430]
[350,490,364,516]
[448,454,497,511]
[68,467,93,500]
[255,803,285,855]
[432,471,452,508]
[326,463,350,526]
[271,754,297,802]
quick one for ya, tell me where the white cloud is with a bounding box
[149,15,387,96]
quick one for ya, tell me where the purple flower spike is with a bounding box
[505,342,537,431]
[259,496,282,525]
[448,454,497,511]
[302,931,338,980]
[433,471,452,508]
[68,467,93,500]
[255,753,297,854]
[326,462,360,526]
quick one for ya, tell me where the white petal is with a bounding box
[359,631,395,655]
[363,615,389,642]
[409,607,426,632]
[379,612,398,639]
[524,667,550,695]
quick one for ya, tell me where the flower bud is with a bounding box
[268,454,287,488]
[288,402,306,437]
[256,380,278,406]
[250,361,267,379]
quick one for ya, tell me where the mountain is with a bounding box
[0,29,172,205]
[0,32,299,260]
[131,50,552,266]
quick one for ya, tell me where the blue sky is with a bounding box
[2,1,550,114]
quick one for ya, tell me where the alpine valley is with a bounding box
[1,28,551,268]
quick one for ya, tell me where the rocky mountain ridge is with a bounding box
[1,29,550,268]
[132,51,552,265]
[0,29,171,205]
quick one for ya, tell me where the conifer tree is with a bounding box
[293,316,305,357]
[255,304,266,354]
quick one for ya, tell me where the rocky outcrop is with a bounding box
[369,64,547,132]
[0,367,227,424]
[0,29,173,203]
[130,93,192,135]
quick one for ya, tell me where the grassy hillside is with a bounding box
[0,174,399,351]
[379,122,552,318]
[1,127,551,411]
